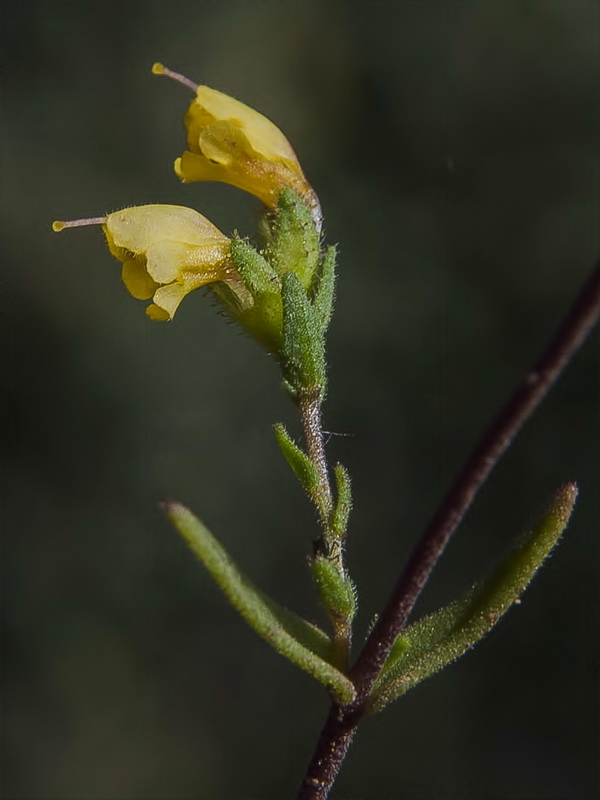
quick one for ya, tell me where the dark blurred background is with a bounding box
[1,1,598,798]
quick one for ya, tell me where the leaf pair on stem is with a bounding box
[164,478,578,714]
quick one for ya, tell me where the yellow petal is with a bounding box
[179,265,228,291]
[144,240,230,284]
[103,225,128,261]
[106,205,228,253]
[174,152,228,184]
[147,283,188,321]
[144,241,188,284]
[197,120,254,167]
[189,86,301,170]
[121,257,159,300]
[175,150,311,210]
[146,304,171,322]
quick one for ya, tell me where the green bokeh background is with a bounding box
[1,1,598,798]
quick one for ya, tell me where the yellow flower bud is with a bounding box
[54,205,234,321]
[153,63,322,230]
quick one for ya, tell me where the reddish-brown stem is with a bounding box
[295,258,600,799]
[296,704,360,800]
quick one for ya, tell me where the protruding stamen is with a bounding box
[52,217,106,232]
[152,62,199,93]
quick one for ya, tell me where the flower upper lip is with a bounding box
[185,86,302,169]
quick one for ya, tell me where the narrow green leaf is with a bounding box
[384,635,410,672]
[331,463,352,538]
[274,423,320,497]
[281,271,326,396]
[312,555,357,624]
[164,502,356,703]
[368,484,578,713]
[230,238,280,295]
[312,245,337,335]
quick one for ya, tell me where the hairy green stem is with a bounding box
[297,391,334,542]
[297,390,352,667]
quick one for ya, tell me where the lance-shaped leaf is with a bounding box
[274,423,320,499]
[367,483,578,713]
[281,271,326,397]
[164,502,356,703]
[312,555,357,625]
[331,463,352,539]
[230,238,281,295]
[312,245,337,336]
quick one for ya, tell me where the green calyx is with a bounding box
[225,239,284,352]
[219,191,336,369]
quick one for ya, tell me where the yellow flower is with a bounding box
[153,63,322,230]
[53,205,233,320]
